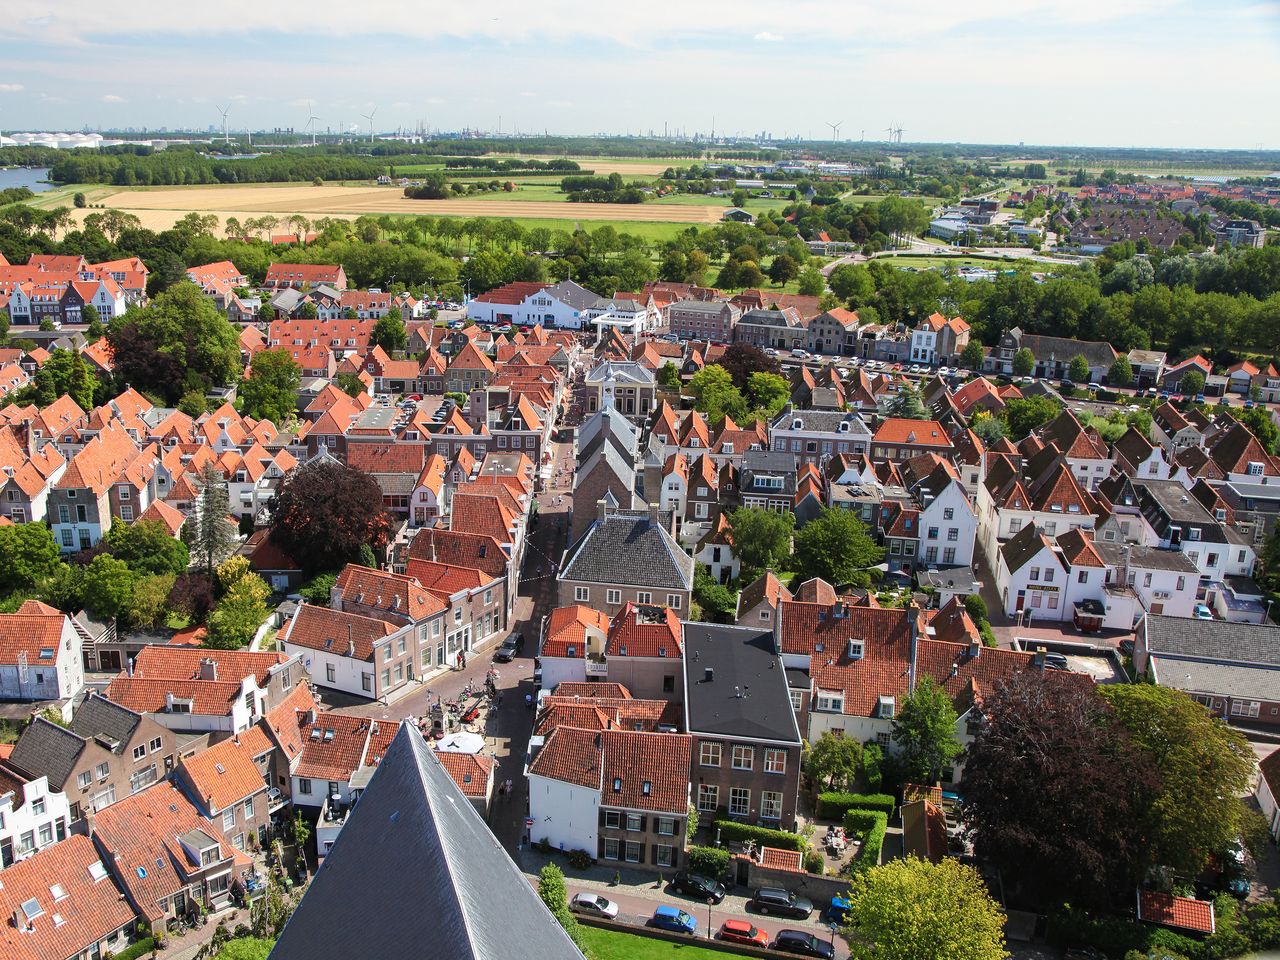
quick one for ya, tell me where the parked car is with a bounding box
[493,632,524,662]
[772,930,835,958]
[569,893,618,919]
[651,906,697,934]
[791,348,808,359]
[1043,652,1069,671]
[1194,604,1214,620]
[671,871,725,903]
[718,919,769,947]
[751,887,813,919]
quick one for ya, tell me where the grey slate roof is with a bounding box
[1153,657,1280,703]
[1145,614,1280,667]
[269,724,583,960]
[69,693,143,754]
[585,360,655,386]
[999,522,1055,574]
[1095,542,1198,574]
[545,279,600,311]
[682,623,801,744]
[560,511,694,591]
[770,408,872,437]
[8,717,86,789]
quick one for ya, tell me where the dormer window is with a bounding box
[877,695,896,719]
[1248,461,1265,476]
[847,639,864,660]
[612,778,622,792]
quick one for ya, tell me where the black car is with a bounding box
[772,930,835,959]
[750,887,813,919]
[671,871,726,904]
[493,632,524,663]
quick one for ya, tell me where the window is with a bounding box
[636,591,652,605]
[927,526,939,540]
[1144,572,1153,588]
[656,817,676,836]
[655,844,674,867]
[243,797,253,818]
[699,742,721,767]
[603,838,620,861]
[362,673,372,692]
[606,589,621,606]
[697,783,719,812]
[947,528,959,542]
[603,810,621,829]
[626,813,642,832]
[729,787,750,817]
[223,809,235,831]
[381,669,390,688]
[789,689,803,710]
[667,594,681,610]
[816,693,844,713]
[95,762,109,781]
[1030,567,1040,581]
[397,637,406,655]
[625,841,642,863]
[765,749,787,774]
[32,797,45,816]
[1044,568,1054,583]
[731,745,754,770]
[875,731,892,748]
[1231,700,1262,719]
[943,507,954,520]
[574,586,589,603]
[133,745,146,761]
[326,663,336,684]
[77,770,91,790]
[382,646,392,663]
[761,791,783,820]
[1078,570,1089,583]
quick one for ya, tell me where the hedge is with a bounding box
[816,792,895,819]
[107,939,156,960]
[687,846,732,879]
[1047,904,1202,959]
[843,810,888,868]
[862,744,884,793]
[714,819,806,853]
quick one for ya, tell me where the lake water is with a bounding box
[0,167,54,193]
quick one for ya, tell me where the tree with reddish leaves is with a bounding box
[960,670,1157,909]
[267,458,391,575]
[168,572,216,624]
[716,343,782,392]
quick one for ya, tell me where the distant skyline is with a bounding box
[1,0,1278,149]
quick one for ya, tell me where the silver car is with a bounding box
[570,892,619,919]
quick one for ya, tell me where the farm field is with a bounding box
[482,156,695,176]
[54,183,727,232]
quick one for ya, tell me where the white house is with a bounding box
[280,603,417,701]
[0,602,84,703]
[0,774,72,869]
[908,459,978,570]
[1096,541,1200,620]
[537,605,611,691]
[996,524,1071,620]
[1257,750,1280,841]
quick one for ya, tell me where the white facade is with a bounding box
[910,327,938,364]
[0,616,84,702]
[917,482,977,570]
[527,772,600,852]
[147,675,265,735]
[0,776,71,869]
[996,541,1069,620]
[538,655,589,692]
[1257,765,1280,841]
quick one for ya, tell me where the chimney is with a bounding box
[126,656,134,678]
[198,658,217,681]
[968,637,981,660]
[348,623,354,657]
[704,667,713,683]
[648,502,662,527]
[597,498,611,522]
[1033,648,1046,670]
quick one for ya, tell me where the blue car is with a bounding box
[652,906,697,934]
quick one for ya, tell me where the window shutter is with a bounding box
[638,815,647,833]
[636,843,645,864]
[599,808,607,827]
[652,844,660,866]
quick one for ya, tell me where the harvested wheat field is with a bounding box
[68,184,723,232]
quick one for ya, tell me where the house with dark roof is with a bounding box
[987,326,1117,382]
[1133,479,1256,584]
[1136,615,1280,726]
[7,694,176,823]
[682,623,803,829]
[558,504,694,620]
[271,724,584,960]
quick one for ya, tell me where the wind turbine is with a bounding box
[360,106,377,144]
[826,121,843,142]
[885,124,894,143]
[305,101,321,146]
[216,104,230,143]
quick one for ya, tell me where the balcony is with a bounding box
[585,654,608,677]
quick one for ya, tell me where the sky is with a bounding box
[1,0,1278,149]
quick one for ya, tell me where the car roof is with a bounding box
[723,919,752,930]
[654,905,682,916]
[777,930,812,941]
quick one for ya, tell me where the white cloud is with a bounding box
[754,31,784,41]
[0,83,23,93]
[102,93,125,102]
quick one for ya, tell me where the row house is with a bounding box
[363,346,425,395]
[268,316,375,359]
[280,603,413,700]
[898,453,978,570]
[6,694,176,822]
[870,418,954,462]
[733,307,807,352]
[656,450,728,536]
[986,327,1117,382]
[977,448,1099,569]
[175,727,275,853]
[1161,355,1213,394]
[1133,478,1256,585]
[769,406,872,465]
[1032,409,1113,491]
[584,296,659,337]
[48,421,149,551]
[1149,401,1212,455]
[328,563,453,679]
[585,361,658,420]
[807,308,861,357]
[539,602,684,701]
[104,647,307,735]
[263,263,347,290]
[0,426,66,524]
[443,341,497,395]
[668,299,740,342]
[0,275,129,327]
[738,449,798,513]
[909,312,971,366]
[0,769,72,870]
[405,524,519,635]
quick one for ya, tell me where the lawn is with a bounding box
[576,926,728,960]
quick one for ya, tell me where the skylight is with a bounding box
[50,883,67,901]
[21,897,43,921]
[87,861,108,882]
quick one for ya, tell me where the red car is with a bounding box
[719,919,769,947]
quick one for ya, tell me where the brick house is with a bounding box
[175,727,274,852]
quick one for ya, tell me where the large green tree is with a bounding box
[1101,684,1255,877]
[842,857,1008,960]
[804,732,863,791]
[746,371,790,418]
[796,266,826,297]
[0,523,64,593]
[1002,395,1061,440]
[792,507,884,587]
[102,519,189,576]
[687,364,747,424]
[892,676,962,784]
[885,385,927,420]
[81,554,136,622]
[959,340,986,371]
[726,507,795,577]
[1011,347,1035,377]
[828,263,875,304]
[1108,354,1133,387]
[1067,353,1091,384]
[182,463,238,576]
[239,348,301,425]
[107,282,240,404]
[370,307,408,353]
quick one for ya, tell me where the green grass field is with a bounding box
[576,926,731,960]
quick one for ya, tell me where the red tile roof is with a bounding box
[295,711,380,782]
[435,751,495,798]
[1137,890,1216,935]
[528,726,691,814]
[283,603,397,662]
[873,418,952,447]
[334,564,446,622]
[0,834,136,960]
[606,603,682,658]
[0,608,66,667]
[178,727,272,813]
